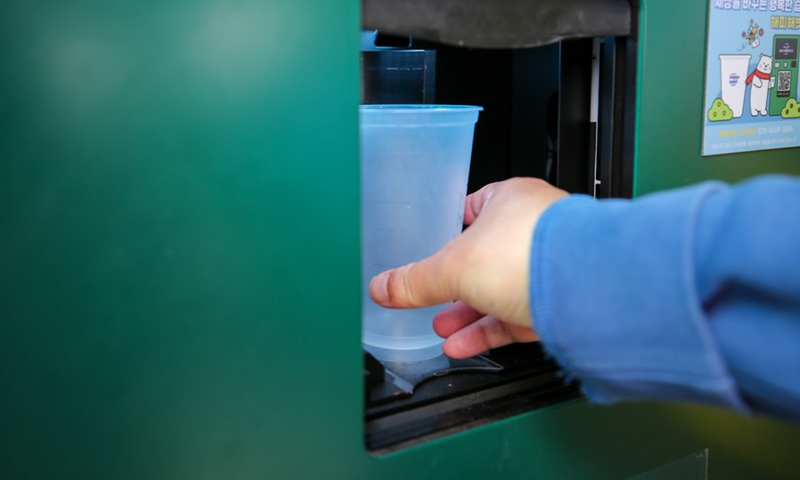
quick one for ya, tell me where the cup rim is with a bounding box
[359,104,483,112]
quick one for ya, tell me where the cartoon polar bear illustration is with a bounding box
[746,54,773,116]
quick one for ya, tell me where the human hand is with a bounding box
[369,177,569,359]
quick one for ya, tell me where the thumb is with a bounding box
[369,247,462,309]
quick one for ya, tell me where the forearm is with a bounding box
[530,175,800,421]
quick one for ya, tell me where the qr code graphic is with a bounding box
[777,70,792,94]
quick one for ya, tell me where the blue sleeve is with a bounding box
[530,175,800,422]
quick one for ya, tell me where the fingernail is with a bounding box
[371,272,390,304]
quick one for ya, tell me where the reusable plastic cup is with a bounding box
[719,54,751,118]
[360,104,482,363]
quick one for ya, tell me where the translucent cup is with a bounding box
[719,54,751,118]
[360,105,482,363]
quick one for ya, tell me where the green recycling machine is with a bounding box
[2,0,800,479]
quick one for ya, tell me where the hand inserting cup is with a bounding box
[369,178,568,360]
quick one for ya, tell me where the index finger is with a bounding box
[463,182,499,225]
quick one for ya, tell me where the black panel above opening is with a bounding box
[362,0,631,49]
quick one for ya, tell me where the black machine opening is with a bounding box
[361,27,637,454]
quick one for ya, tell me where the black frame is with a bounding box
[363,1,640,452]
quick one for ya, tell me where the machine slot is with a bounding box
[362,18,637,452]
[365,344,581,454]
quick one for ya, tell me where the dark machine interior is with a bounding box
[361,1,639,452]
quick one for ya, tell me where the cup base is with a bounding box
[363,337,444,363]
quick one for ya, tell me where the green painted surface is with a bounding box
[1,1,364,478]
[1,1,799,479]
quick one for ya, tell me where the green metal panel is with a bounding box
[2,1,799,479]
[1,0,365,477]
